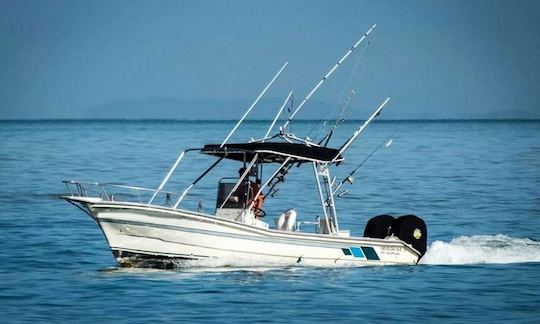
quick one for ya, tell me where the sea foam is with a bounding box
[419,234,540,265]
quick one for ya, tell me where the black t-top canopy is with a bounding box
[201,142,343,164]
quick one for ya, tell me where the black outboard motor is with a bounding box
[363,214,395,239]
[390,215,427,257]
[363,214,428,257]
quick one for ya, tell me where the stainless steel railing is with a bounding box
[62,180,180,207]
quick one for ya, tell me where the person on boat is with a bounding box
[236,167,264,217]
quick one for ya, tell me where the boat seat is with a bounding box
[274,209,297,231]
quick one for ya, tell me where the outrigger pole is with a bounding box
[221,61,288,147]
[282,24,376,129]
[263,91,293,140]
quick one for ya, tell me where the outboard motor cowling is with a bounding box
[363,214,395,239]
[390,215,427,257]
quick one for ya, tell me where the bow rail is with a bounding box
[62,180,180,207]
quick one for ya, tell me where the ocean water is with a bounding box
[1,119,539,323]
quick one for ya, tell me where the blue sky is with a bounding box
[1,0,539,119]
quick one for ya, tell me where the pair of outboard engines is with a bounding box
[363,214,427,257]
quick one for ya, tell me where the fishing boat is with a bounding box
[62,25,427,268]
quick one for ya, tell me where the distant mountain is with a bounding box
[85,97,329,120]
[83,97,421,120]
[84,97,540,120]
[466,109,540,120]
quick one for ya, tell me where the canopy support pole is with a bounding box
[218,154,260,210]
[174,157,224,208]
[148,151,186,205]
[313,162,333,234]
[322,166,339,233]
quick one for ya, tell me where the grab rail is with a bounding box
[62,180,179,206]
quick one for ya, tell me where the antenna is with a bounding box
[221,61,288,147]
[282,24,376,129]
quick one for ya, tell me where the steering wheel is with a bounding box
[252,207,267,218]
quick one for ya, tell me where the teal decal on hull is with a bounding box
[361,246,380,260]
[350,247,365,258]
[341,246,380,260]
[341,248,352,256]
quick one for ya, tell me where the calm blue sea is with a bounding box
[1,119,539,323]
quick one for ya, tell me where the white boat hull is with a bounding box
[74,199,421,268]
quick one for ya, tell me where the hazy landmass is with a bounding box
[84,97,540,120]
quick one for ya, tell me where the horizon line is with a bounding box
[1,118,539,122]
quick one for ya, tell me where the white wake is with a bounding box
[419,234,540,265]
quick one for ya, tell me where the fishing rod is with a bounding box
[264,162,293,199]
[265,26,377,199]
[318,89,356,147]
[331,97,390,164]
[333,135,393,197]
[318,36,370,146]
[269,97,389,199]
[281,25,376,130]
